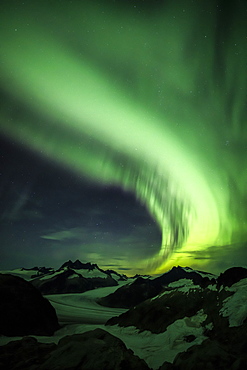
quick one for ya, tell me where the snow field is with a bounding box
[0,283,208,369]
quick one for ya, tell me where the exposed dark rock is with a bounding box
[41,328,149,370]
[22,266,54,275]
[59,260,98,271]
[158,322,247,369]
[0,274,59,336]
[30,267,55,279]
[170,335,247,370]
[30,260,119,294]
[31,269,94,294]
[104,269,128,281]
[217,266,247,288]
[106,287,232,334]
[0,336,56,370]
[158,362,175,370]
[130,274,152,279]
[31,267,118,294]
[89,275,118,289]
[153,266,216,289]
[99,266,217,309]
[21,266,40,271]
[98,276,161,308]
[0,329,150,370]
[184,334,196,343]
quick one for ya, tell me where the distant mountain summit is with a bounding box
[4,262,247,300]
[154,265,217,288]
[30,260,120,294]
[59,260,99,271]
[2,262,247,369]
[217,266,247,288]
[105,266,247,369]
[99,265,217,309]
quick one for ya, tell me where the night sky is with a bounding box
[0,0,246,275]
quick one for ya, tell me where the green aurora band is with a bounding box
[0,1,246,272]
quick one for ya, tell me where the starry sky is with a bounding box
[0,0,246,275]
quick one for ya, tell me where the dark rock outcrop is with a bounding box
[22,266,54,274]
[31,267,118,294]
[160,322,247,369]
[106,286,232,334]
[0,337,56,370]
[104,269,128,281]
[0,329,150,370]
[30,260,119,294]
[98,276,161,308]
[217,266,247,288]
[154,266,216,288]
[0,274,59,336]
[31,268,93,294]
[59,260,98,271]
[99,266,216,309]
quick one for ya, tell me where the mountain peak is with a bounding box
[59,260,98,270]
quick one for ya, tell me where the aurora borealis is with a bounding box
[0,0,246,275]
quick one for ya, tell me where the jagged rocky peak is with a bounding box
[98,265,218,309]
[59,259,98,270]
[154,265,217,289]
[217,266,247,288]
[104,269,128,281]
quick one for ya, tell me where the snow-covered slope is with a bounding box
[105,269,247,368]
[1,265,247,369]
[1,260,129,294]
[98,265,217,309]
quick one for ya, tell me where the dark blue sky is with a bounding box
[0,137,161,271]
[0,0,246,275]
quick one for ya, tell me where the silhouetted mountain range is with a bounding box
[1,262,247,368]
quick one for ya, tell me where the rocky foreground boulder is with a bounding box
[217,266,247,288]
[0,274,59,336]
[0,328,149,370]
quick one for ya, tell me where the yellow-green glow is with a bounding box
[0,1,246,273]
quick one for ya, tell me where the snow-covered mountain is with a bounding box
[0,260,131,295]
[104,266,247,369]
[29,260,125,294]
[1,264,247,369]
[98,265,217,308]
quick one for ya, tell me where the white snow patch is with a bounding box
[106,317,206,369]
[207,284,217,291]
[39,270,64,280]
[151,280,201,301]
[151,290,170,301]
[205,322,214,331]
[168,278,194,288]
[183,267,217,279]
[168,279,201,294]
[0,312,207,369]
[0,269,37,281]
[67,273,79,279]
[72,268,108,279]
[0,284,208,369]
[220,278,247,327]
